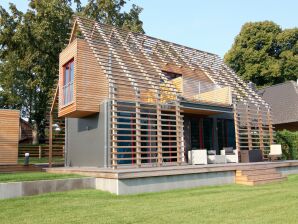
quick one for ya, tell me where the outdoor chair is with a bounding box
[269,144,282,161]
[207,150,227,164]
[188,149,207,165]
[220,147,239,163]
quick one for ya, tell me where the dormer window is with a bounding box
[63,59,74,106]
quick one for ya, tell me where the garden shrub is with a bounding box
[275,130,298,160]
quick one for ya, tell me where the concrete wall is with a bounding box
[65,101,109,167]
[95,171,235,195]
[277,166,298,176]
[0,178,95,200]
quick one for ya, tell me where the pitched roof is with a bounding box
[259,81,298,124]
[71,16,269,108]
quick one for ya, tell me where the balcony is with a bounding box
[170,77,232,106]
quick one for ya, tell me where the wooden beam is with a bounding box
[157,104,163,166]
[267,109,274,145]
[135,101,141,167]
[50,85,59,113]
[49,112,53,168]
[257,107,264,152]
[246,104,253,150]
[233,104,240,152]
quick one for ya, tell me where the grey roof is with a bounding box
[259,81,298,124]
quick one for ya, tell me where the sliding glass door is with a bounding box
[217,119,236,150]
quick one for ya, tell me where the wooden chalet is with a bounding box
[50,17,274,169]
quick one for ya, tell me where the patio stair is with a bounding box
[235,167,287,186]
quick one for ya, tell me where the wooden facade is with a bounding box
[0,110,19,164]
[52,17,274,168]
[58,38,109,117]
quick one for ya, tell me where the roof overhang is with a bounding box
[181,101,233,115]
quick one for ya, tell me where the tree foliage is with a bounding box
[275,130,298,160]
[0,0,144,141]
[224,21,298,87]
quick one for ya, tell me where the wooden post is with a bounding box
[38,145,42,159]
[267,109,274,145]
[111,99,117,169]
[246,104,253,150]
[135,101,141,167]
[157,104,163,166]
[257,107,264,152]
[233,104,240,153]
[49,112,53,167]
[49,85,59,168]
[176,103,182,165]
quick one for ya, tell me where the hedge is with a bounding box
[275,130,298,160]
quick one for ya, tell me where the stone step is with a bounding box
[236,177,287,186]
[236,173,283,182]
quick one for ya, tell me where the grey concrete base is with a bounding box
[95,171,235,195]
[0,178,95,200]
[277,166,298,176]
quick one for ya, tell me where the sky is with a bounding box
[1,0,298,57]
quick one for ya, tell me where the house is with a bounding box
[0,109,19,164]
[259,81,298,131]
[50,17,274,169]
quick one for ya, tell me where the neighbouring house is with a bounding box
[50,17,274,168]
[19,119,33,144]
[259,80,298,131]
[0,109,20,164]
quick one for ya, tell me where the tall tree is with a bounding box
[0,0,144,142]
[224,21,298,87]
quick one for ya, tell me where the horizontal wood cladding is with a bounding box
[58,38,109,117]
[59,39,77,117]
[76,38,109,112]
[0,110,19,164]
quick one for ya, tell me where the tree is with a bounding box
[0,0,144,142]
[77,0,144,33]
[224,21,298,87]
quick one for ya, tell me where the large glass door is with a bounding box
[217,119,236,150]
[189,117,214,151]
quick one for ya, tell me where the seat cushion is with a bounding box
[207,150,216,155]
[224,147,234,155]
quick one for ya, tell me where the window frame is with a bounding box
[62,59,74,107]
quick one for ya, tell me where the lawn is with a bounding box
[0,175,297,224]
[0,172,81,183]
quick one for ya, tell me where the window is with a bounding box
[162,71,182,80]
[63,59,74,106]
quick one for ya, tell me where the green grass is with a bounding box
[0,172,82,183]
[18,157,64,164]
[0,175,298,224]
